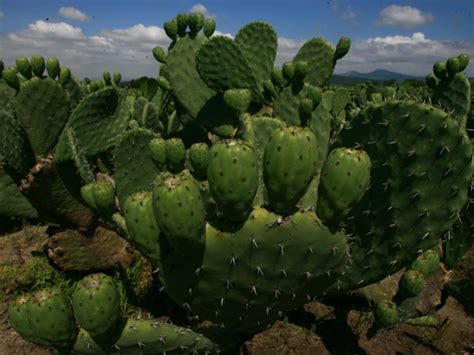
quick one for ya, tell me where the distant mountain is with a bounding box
[338,69,423,82]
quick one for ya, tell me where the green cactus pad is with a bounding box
[188,142,209,180]
[443,181,474,268]
[263,127,318,214]
[56,87,132,162]
[21,159,95,227]
[433,72,471,126]
[113,128,163,205]
[152,170,206,250]
[92,180,116,217]
[0,164,38,218]
[123,191,162,266]
[235,21,277,90]
[274,82,321,126]
[8,295,50,347]
[27,288,78,348]
[374,300,399,327]
[208,140,259,221]
[293,37,335,87]
[397,270,425,301]
[0,106,35,177]
[15,77,70,157]
[334,101,472,291]
[73,318,221,354]
[196,36,261,99]
[157,207,347,332]
[317,148,371,222]
[167,34,215,118]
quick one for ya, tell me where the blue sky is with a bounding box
[0,0,473,78]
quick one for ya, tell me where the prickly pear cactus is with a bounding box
[72,273,122,338]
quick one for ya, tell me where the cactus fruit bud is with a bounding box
[46,58,60,79]
[457,53,469,72]
[203,18,216,38]
[307,86,322,108]
[188,143,209,181]
[282,62,295,82]
[433,61,447,80]
[425,73,438,90]
[30,55,45,77]
[152,46,167,63]
[72,273,121,338]
[59,67,71,86]
[157,76,171,91]
[446,57,460,76]
[263,79,278,99]
[208,140,259,220]
[16,57,32,79]
[103,71,112,85]
[294,61,309,81]
[334,37,351,60]
[92,180,116,217]
[164,18,178,40]
[397,270,425,300]
[271,67,285,88]
[152,170,206,249]
[165,138,186,173]
[317,147,371,222]
[148,138,167,170]
[188,13,205,34]
[223,88,252,114]
[410,250,440,278]
[176,13,188,36]
[113,72,122,85]
[374,300,399,327]
[81,183,98,210]
[299,97,314,117]
[264,127,318,215]
[2,67,20,91]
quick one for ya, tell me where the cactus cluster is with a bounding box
[1,11,473,353]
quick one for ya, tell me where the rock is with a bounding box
[242,321,330,355]
[45,226,135,271]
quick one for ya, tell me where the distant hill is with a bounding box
[341,69,423,82]
[330,69,427,85]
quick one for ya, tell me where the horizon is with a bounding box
[0,0,473,80]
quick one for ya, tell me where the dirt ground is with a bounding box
[1,226,473,355]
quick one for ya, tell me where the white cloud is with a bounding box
[0,21,171,80]
[58,7,90,22]
[335,32,474,76]
[100,24,168,44]
[273,33,473,77]
[0,11,4,20]
[0,20,472,81]
[189,3,216,19]
[277,37,305,63]
[376,5,434,29]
